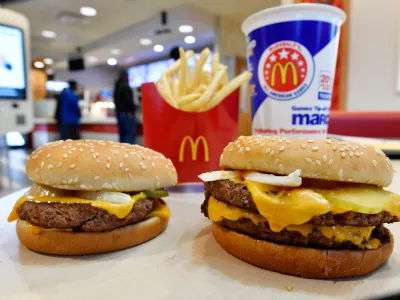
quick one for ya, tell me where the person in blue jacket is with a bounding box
[60,80,81,140]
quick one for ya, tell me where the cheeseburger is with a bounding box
[200,136,400,278]
[8,140,177,255]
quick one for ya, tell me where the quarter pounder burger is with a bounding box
[8,140,177,255]
[199,136,400,278]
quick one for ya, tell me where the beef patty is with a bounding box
[17,198,157,232]
[204,180,399,226]
[201,197,391,249]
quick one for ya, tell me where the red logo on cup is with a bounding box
[258,41,314,100]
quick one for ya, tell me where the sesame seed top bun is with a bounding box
[27,140,177,191]
[220,136,394,187]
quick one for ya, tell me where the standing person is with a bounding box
[113,70,136,144]
[60,80,81,140]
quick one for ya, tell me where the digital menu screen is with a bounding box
[0,24,26,100]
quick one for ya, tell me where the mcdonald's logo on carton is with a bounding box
[258,40,315,101]
[179,136,210,163]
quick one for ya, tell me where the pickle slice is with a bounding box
[144,189,169,198]
[317,187,391,214]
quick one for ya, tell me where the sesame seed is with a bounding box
[68,151,72,154]
[350,152,354,157]
[73,177,79,183]
[269,150,275,156]
[285,140,291,144]
[96,159,100,163]
[341,152,346,158]
[107,157,111,161]
[62,180,67,184]
[239,147,244,152]
[112,182,117,188]
[275,158,279,164]
[47,154,51,158]
[124,154,129,159]
[254,140,261,145]
[372,160,378,167]
[260,142,266,146]
[326,139,333,144]
[69,164,76,169]
[300,144,306,149]
[32,155,37,160]
[236,144,241,148]
[119,162,123,168]
[362,145,367,149]
[140,163,147,170]
[57,162,62,167]
[315,159,322,166]
[71,148,76,151]
[48,164,53,169]
[92,154,97,159]
[332,146,337,151]
[68,178,73,184]
[338,169,344,178]
[106,163,110,169]
[278,164,284,171]
[94,176,100,180]
[311,146,319,151]
[40,161,44,168]
[125,168,130,171]
[305,157,312,163]
[79,148,84,152]
[129,173,133,179]
[245,147,251,151]
[277,139,282,143]
[266,148,271,153]
[279,146,285,151]
[329,159,334,165]
[360,152,364,155]
[152,162,155,168]
[307,140,314,143]
[355,152,360,157]
[80,184,87,189]
[322,155,328,162]
[63,146,67,149]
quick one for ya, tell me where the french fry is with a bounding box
[160,73,175,104]
[206,71,252,110]
[156,81,178,108]
[195,83,208,93]
[176,93,201,107]
[190,48,210,89]
[211,52,220,77]
[165,50,194,76]
[200,70,212,85]
[172,79,179,99]
[181,67,227,112]
[178,47,189,97]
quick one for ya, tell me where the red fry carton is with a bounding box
[142,82,239,183]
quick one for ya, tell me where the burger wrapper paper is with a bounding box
[142,82,239,183]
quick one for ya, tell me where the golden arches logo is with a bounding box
[179,136,209,162]
[271,62,298,87]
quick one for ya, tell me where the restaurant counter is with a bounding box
[32,117,143,148]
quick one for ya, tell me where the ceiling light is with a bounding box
[87,56,98,63]
[184,36,196,44]
[107,58,117,66]
[43,58,53,64]
[179,25,193,33]
[34,61,45,69]
[80,7,97,17]
[110,49,121,55]
[41,30,57,38]
[153,45,164,52]
[139,38,152,46]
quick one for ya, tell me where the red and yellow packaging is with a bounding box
[142,82,239,183]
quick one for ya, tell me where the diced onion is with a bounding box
[76,191,132,204]
[198,171,241,182]
[28,183,72,198]
[243,169,302,187]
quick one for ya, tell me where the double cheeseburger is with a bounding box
[200,136,400,278]
[8,140,177,255]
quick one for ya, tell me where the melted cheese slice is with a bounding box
[208,196,380,249]
[245,180,400,232]
[8,192,147,222]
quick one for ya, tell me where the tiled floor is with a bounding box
[0,148,31,197]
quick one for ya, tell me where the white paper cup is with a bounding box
[242,4,346,138]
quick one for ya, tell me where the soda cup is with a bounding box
[242,4,346,138]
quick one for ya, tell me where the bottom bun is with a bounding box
[212,224,394,279]
[17,216,169,255]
